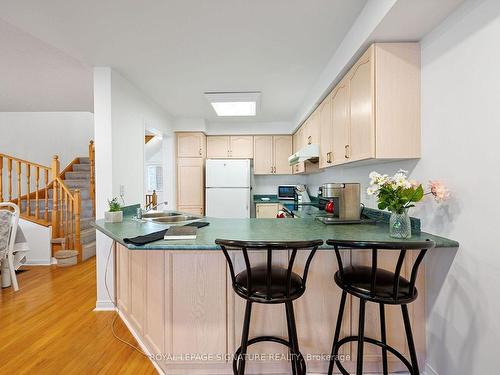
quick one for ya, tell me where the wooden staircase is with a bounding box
[0,141,96,263]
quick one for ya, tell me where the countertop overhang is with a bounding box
[93,215,459,251]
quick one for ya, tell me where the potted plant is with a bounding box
[367,170,449,238]
[105,197,123,223]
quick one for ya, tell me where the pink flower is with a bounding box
[429,181,450,203]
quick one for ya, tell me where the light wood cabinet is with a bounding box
[115,243,426,374]
[255,203,279,218]
[206,135,254,158]
[254,135,292,175]
[253,136,274,174]
[347,46,375,162]
[178,205,204,215]
[331,79,350,166]
[304,109,320,147]
[177,158,204,214]
[313,43,421,169]
[292,127,306,174]
[206,136,229,158]
[230,136,253,158]
[176,132,206,158]
[319,94,333,168]
[273,135,292,174]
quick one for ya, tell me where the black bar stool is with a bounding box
[216,239,323,375]
[326,239,436,375]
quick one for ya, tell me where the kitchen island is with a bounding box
[95,209,457,375]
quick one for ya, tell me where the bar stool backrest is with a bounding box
[215,239,323,301]
[326,239,436,301]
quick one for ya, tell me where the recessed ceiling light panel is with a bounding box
[205,92,261,117]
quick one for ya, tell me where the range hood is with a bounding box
[288,144,320,165]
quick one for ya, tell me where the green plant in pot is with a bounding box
[105,197,123,223]
[367,170,450,238]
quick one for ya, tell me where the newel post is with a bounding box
[74,189,82,262]
[51,155,60,238]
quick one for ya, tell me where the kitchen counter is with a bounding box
[94,211,458,250]
[100,206,458,374]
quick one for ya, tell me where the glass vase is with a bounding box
[389,210,412,239]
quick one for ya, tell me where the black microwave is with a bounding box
[278,185,296,200]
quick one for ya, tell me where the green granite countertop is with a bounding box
[94,214,459,251]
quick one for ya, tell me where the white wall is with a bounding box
[306,1,500,373]
[0,112,94,167]
[94,67,174,310]
[18,218,51,265]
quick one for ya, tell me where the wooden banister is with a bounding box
[89,140,95,216]
[0,152,86,262]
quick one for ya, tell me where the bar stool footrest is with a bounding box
[332,336,414,375]
[234,335,306,375]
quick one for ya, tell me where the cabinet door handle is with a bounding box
[308,136,312,145]
[199,148,202,156]
[345,145,350,159]
[327,152,332,164]
[270,166,273,174]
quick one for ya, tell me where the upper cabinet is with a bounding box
[319,94,333,168]
[254,135,292,175]
[316,43,421,168]
[292,128,305,174]
[177,132,206,158]
[207,135,254,159]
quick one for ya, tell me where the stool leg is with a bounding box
[237,300,253,375]
[285,301,304,375]
[356,299,366,375]
[402,304,419,375]
[379,303,388,375]
[285,302,298,375]
[328,290,347,375]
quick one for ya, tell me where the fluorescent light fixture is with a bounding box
[211,101,256,116]
[205,92,261,117]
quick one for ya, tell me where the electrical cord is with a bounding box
[104,240,147,357]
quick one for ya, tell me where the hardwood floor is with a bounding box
[0,258,157,374]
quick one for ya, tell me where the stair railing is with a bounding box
[89,140,95,216]
[0,153,52,225]
[53,176,82,261]
[0,153,83,261]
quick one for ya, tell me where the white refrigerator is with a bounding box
[205,159,251,218]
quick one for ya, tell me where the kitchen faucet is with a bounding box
[136,201,168,219]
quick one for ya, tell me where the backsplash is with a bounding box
[252,174,307,195]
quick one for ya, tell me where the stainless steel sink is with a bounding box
[151,215,200,223]
[140,210,202,224]
[141,211,182,219]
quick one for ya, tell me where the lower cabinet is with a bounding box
[115,244,425,374]
[255,203,280,218]
[178,205,204,215]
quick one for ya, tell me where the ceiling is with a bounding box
[0,0,367,121]
[0,19,93,112]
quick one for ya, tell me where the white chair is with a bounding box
[0,202,20,291]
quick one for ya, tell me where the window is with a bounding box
[147,165,163,192]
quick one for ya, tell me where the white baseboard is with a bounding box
[118,310,165,375]
[24,259,52,266]
[425,362,439,375]
[94,300,116,311]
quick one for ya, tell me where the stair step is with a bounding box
[63,179,90,188]
[81,218,94,230]
[48,188,90,200]
[79,157,90,164]
[82,241,96,261]
[73,163,91,171]
[65,171,90,180]
[81,228,96,244]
